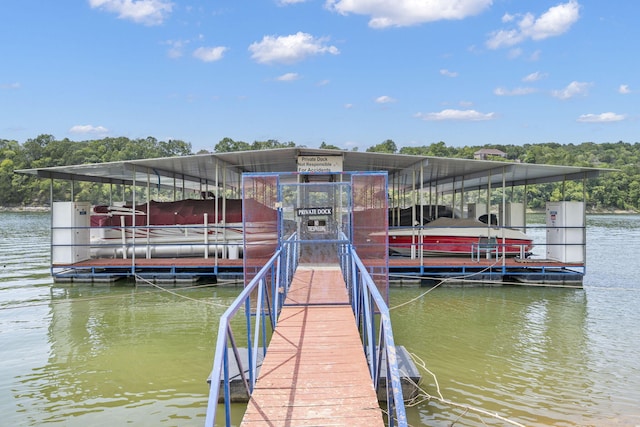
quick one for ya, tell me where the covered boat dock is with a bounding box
[16,148,609,286]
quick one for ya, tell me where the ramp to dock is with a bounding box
[240,266,384,426]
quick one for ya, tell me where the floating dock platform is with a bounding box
[51,255,585,286]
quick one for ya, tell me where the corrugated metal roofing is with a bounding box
[16,147,613,193]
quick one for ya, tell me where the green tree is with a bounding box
[366,139,397,153]
[214,137,250,153]
[0,140,23,204]
[4,135,640,211]
[159,139,192,157]
[319,141,341,150]
[250,139,296,150]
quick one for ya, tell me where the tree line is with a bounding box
[1,135,638,211]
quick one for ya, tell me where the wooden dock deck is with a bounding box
[240,266,384,427]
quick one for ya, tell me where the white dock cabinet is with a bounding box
[546,201,585,263]
[467,203,487,220]
[52,201,91,264]
[499,202,525,229]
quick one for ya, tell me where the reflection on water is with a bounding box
[388,214,640,426]
[1,212,640,426]
[9,284,240,426]
[392,287,594,426]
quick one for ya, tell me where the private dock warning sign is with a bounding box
[297,156,343,173]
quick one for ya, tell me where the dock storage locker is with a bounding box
[52,201,91,264]
[499,202,525,230]
[467,203,487,220]
[546,201,585,263]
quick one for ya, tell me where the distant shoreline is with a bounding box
[0,206,50,212]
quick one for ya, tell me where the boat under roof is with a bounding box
[15,148,614,286]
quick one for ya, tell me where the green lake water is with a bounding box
[1,212,639,426]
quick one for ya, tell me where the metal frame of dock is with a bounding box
[16,148,611,287]
[50,255,585,286]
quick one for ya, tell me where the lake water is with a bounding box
[1,212,639,426]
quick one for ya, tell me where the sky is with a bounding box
[1,0,639,153]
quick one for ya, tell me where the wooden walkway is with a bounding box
[240,266,384,427]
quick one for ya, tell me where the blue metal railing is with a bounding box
[204,233,298,427]
[205,231,406,427]
[340,235,408,427]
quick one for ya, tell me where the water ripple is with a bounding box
[3,212,640,426]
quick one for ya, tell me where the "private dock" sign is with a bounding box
[297,156,343,173]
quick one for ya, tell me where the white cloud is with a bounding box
[486,0,580,49]
[344,103,354,109]
[165,39,186,59]
[551,81,591,100]
[69,124,109,134]
[249,32,339,64]
[1,82,21,89]
[487,29,522,49]
[528,50,542,61]
[325,0,492,29]
[522,71,547,82]
[317,79,330,86]
[440,69,458,77]
[88,0,173,26]
[276,72,300,81]
[619,84,631,94]
[494,86,537,96]
[577,112,625,123]
[502,13,515,23]
[415,109,496,121]
[529,0,581,40]
[375,95,396,104]
[508,47,523,59]
[193,46,227,62]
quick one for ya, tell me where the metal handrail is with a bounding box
[339,236,408,427]
[205,230,405,427]
[204,233,298,427]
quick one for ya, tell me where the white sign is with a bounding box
[297,155,343,173]
[297,207,333,216]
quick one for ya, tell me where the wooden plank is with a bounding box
[240,266,384,427]
[284,267,350,305]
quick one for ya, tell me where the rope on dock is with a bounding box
[133,274,233,307]
[389,256,508,311]
[387,272,587,288]
[376,261,628,425]
[405,352,527,427]
[0,292,133,311]
[0,279,239,311]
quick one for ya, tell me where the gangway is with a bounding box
[204,236,407,426]
[205,171,407,426]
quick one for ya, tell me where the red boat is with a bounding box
[89,198,278,259]
[388,217,533,257]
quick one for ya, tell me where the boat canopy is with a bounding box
[15,147,613,195]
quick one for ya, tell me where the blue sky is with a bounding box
[1,0,638,152]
